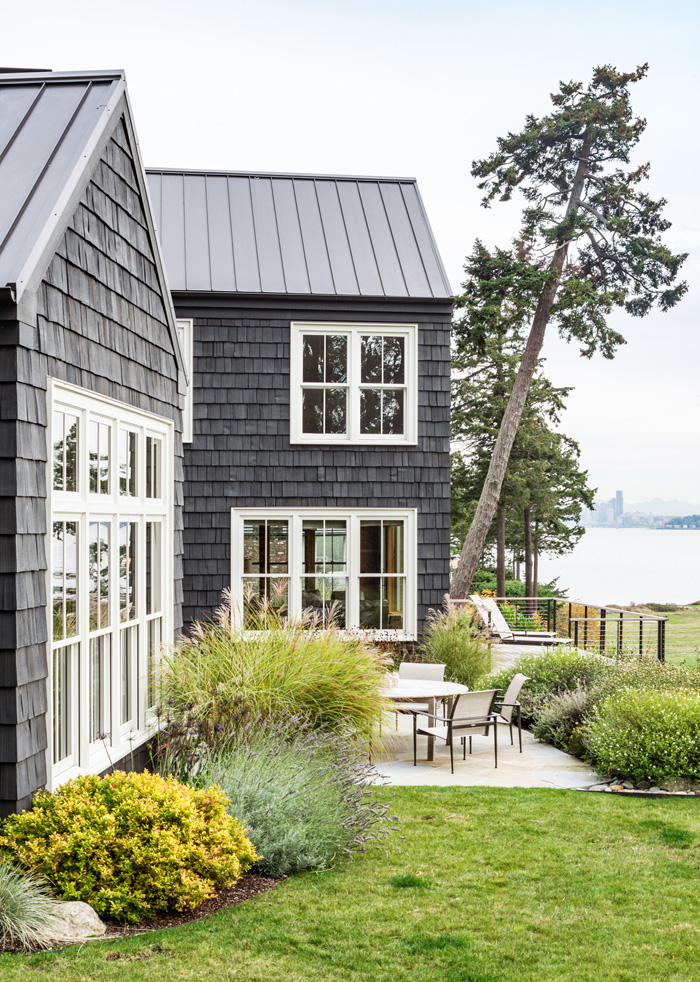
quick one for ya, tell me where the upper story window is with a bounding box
[290,323,417,445]
[177,319,194,444]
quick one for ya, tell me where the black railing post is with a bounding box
[639,617,643,657]
[574,621,579,647]
[583,605,589,650]
[658,619,666,663]
[546,599,552,633]
[600,607,606,653]
[618,612,624,655]
[568,603,572,640]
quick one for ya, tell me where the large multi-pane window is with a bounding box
[49,382,172,784]
[290,324,417,444]
[232,509,415,636]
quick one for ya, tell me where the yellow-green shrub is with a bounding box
[0,771,257,923]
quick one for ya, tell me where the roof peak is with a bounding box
[146,166,418,184]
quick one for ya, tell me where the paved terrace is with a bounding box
[375,643,598,790]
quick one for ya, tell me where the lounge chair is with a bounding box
[470,595,571,646]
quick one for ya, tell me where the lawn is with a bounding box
[663,605,700,668]
[3,787,700,982]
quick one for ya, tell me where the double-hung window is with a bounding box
[49,382,172,786]
[290,323,417,444]
[232,508,416,637]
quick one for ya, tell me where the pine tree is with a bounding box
[451,64,687,598]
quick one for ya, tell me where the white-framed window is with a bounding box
[177,318,193,443]
[231,508,417,637]
[48,381,173,787]
[290,323,417,445]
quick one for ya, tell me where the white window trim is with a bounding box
[289,322,418,445]
[177,318,194,444]
[46,379,174,790]
[231,507,417,639]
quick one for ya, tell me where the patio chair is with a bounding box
[412,689,500,774]
[470,595,571,646]
[493,673,530,752]
[394,662,446,728]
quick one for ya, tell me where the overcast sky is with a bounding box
[6,0,699,503]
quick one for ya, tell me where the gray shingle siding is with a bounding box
[0,118,183,815]
[173,297,451,635]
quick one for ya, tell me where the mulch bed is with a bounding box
[103,872,281,939]
[0,873,281,955]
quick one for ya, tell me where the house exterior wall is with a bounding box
[0,118,183,816]
[172,294,451,637]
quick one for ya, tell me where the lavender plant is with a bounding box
[196,713,399,878]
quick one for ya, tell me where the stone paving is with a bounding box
[375,712,598,789]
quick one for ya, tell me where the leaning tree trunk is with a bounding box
[496,499,506,599]
[524,507,533,614]
[450,135,590,599]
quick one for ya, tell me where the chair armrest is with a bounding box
[408,708,450,723]
[494,701,520,709]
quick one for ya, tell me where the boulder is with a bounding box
[47,901,107,942]
[660,777,695,793]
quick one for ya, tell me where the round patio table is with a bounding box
[384,679,469,761]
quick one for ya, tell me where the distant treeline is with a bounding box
[663,515,700,529]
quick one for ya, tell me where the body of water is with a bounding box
[536,528,700,605]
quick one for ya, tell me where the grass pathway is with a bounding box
[3,787,700,981]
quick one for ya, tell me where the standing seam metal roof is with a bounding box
[0,70,125,291]
[146,169,452,300]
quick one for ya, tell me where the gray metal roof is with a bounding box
[146,169,452,300]
[0,70,126,293]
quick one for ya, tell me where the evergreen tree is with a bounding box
[451,65,687,598]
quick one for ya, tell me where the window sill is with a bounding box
[289,438,418,447]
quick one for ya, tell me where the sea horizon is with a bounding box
[537,527,700,606]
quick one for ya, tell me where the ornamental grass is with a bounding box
[158,591,391,745]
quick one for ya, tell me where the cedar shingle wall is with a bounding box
[177,305,451,636]
[0,117,183,815]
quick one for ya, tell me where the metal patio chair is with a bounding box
[493,673,530,752]
[393,661,446,728]
[412,689,500,773]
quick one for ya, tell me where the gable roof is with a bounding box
[146,169,452,300]
[0,69,186,378]
[0,70,124,294]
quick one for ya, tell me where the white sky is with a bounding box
[6,0,699,501]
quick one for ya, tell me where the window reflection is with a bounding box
[53,411,79,492]
[301,520,347,627]
[359,519,405,629]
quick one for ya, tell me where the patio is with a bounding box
[375,712,597,789]
[376,642,598,789]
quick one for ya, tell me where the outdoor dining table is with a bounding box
[384,679,469,761]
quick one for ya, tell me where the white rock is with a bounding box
[47,901,107,942]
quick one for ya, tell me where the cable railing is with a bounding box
[451,595,667,661]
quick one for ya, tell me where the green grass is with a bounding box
[4,787,700,981]
[662,605,700,667]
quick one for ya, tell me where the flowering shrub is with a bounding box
[487,648,612,703]
[197,713,399,878]
[588,689,700,782]
[0,771,257,922]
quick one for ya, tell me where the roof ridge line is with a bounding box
[145,167,418,183]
